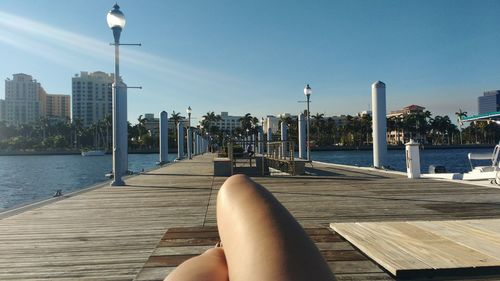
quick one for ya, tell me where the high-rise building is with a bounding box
[72,71,113,127]
[4,74,71,126]
[5,74,43,126]
[46,94,71,122]
[478,90,500,114]
[0,99,5,122]
[212,112,243,133]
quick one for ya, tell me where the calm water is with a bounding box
[311,147,493,174]
[0,153,176,211]
[0,148,494,212]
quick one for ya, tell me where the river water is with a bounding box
[0,153,176,212]
[0,148,493,212]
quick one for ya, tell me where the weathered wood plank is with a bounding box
[3,154,500,280]
[331,222,431,275]
[332,220,500,278]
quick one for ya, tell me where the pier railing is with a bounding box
[220,140,302,176]
[265,141,298,175]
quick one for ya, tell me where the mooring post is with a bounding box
[405,139,421,179]
[159,111,168,164]
[298,113,306,159]
[177,123,184,160]
[372,81,387,168]
[281,121,288,159]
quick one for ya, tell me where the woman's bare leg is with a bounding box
[217,174,335,281]
[164,248,228,281]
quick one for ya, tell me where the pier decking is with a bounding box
[2,153,500,280]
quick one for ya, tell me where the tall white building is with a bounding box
[72,71,114,127]
[5,74,43,126]
[0,99,5,122]
[214,112,243,133]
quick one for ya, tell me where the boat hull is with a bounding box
[81,150,105,156]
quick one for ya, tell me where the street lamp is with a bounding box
[304,84,312,161]
[107,3,126,186]
[187,106,192,126]
[187,106,192,159]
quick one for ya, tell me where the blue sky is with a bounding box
[0,0,499,124]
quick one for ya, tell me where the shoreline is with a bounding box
[0,144,495,156]
[312,144,495,151]
[0,149,177,156]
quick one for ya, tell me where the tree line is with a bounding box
[0,110,498,152]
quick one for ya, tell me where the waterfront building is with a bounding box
[0,99,5,122]
[140,113,160,137]
[263,115,281,134]
[140,113,188,137]
[72,71,114,127]
[5,74,71,126]
[5,74,43,126]
[386,104,426,145]
[387,104,425,118]
[46,94,71,123]
[478,90,500,114]
[206,112,243,134]
[328,115,349,127]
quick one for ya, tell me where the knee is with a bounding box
[203,247,225,258]
[218,174,255,202]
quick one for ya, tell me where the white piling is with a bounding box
[187,127,192,159]
[196,133,199,155]
[267,127,272,155]
[281,121,288,158]
[298,113,306,159]
[372,81,387,168]
[159,111,168,163]
[177,123,184,159]
[258,126,263,154]
[405,140,421,179]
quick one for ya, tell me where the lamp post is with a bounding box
[107,4,126,186]
[304,84,312,161]
[187,106,192,127]
[187,106,192,159]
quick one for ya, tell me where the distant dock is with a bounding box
[2,153,500,280]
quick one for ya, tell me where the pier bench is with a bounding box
[134,226,389,281]
[213,157,232,176]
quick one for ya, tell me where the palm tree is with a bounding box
[104,115,112,150]
[136,115,147,148]
[325,117,338,145]
[72,118,84,149]
[311,113,325,145]
[169,111,183,141]
[202,111,221,136]
[455,109,467,144]
[359,114,372,145]
[239,113,254,133]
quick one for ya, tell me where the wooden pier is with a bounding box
[2,153,500,280]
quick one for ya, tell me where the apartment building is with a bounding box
[72,71,113,127]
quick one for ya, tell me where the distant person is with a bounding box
[164,174,335,281]
[246,144,254,157]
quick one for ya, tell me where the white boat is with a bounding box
[460,111,500,181]
[422,144,500,182]
[81,150,106,156]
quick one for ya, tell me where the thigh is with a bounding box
[164,248,228,281]
[216,174,334,281]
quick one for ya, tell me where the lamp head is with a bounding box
[304,84,312,97]
[107,3,126,30]
[187,106,192,115]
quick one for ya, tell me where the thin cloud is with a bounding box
[0,10,243,89]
